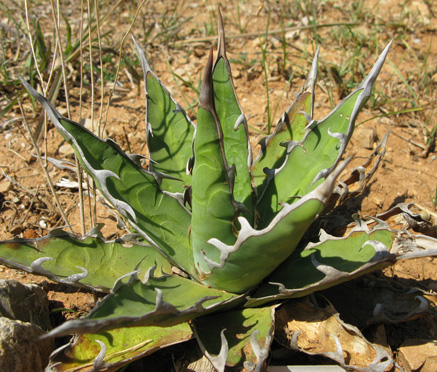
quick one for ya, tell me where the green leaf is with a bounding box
[134,38,195,194]
[46,268,244,338]
[193,306,275,371]
[20,77,195,275]
[213,12,255,223]
[201,161,348,294]
[252,48,318,196]
[191,49,239,277]
[257,42,392,228]
[247,227,396,307]
[49,322,192,372]
[0,228,171,292]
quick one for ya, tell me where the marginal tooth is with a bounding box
[333,180,348,197]
[146,121,153,136]
[279,140,301,154]
[112,270,141,291]
[415,296,428,312]
[363,240,392,262]
[93,340,108,370]
[311,254,346,278]
[173,103,182,114]
[327,128,347,143]
[30,257,54,276]
[318,228,331,241]
[204,329,228,372]
[142,265,156,284]
[59,266,88,284]
[186,156,194,175]
[85,223,105,238]
[249,329,271,372]
[351,213,370,232]
[192,295,221,312]
[304,119,318,131]
[300,111,313,123]
[268,281,287,293]
[126,153,151,167]
[234,113,247,130]
[153,288,179,315]
[366,215,390,228]
[48,343,70,360]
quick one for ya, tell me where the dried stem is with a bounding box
[18,99,74,234]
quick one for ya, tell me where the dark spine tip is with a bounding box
[217,5,226,60]
[199,46,214,111]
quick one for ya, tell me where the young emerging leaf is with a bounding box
[213,10,255,223]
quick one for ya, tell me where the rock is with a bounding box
[58,143,74,156]
[398,338,437,372]
[422,356,437,372]
[411,1,431,25]
[0,317,53,372]
[81,118,108,137]
[0,279,51,330]
[355,127,376,149]
[0,180,12,193]
[0,280,54,371]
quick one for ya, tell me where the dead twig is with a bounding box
[390,130,426,150]
[173,22,359,45]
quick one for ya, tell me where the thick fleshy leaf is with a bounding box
[257,41,392,228]
[20,78,195,275]
[200,159,349,293]
[134,37,195,193]
[49,322,192,372]
[191,48,239,277]
[193,306,275,372]
[213,10,255,223]
[247,217,437,307]
[45,267,244,338]
[247,226,395,307]
[252,47,318,195]
[0,227,171,292]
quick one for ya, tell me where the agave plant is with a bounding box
[1,12,436,372]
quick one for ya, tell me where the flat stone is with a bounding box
[0,180,12,193]
[58,142,74,156]
[422,356,437,372]
[398,338,437,371]
[355,127,376,149]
